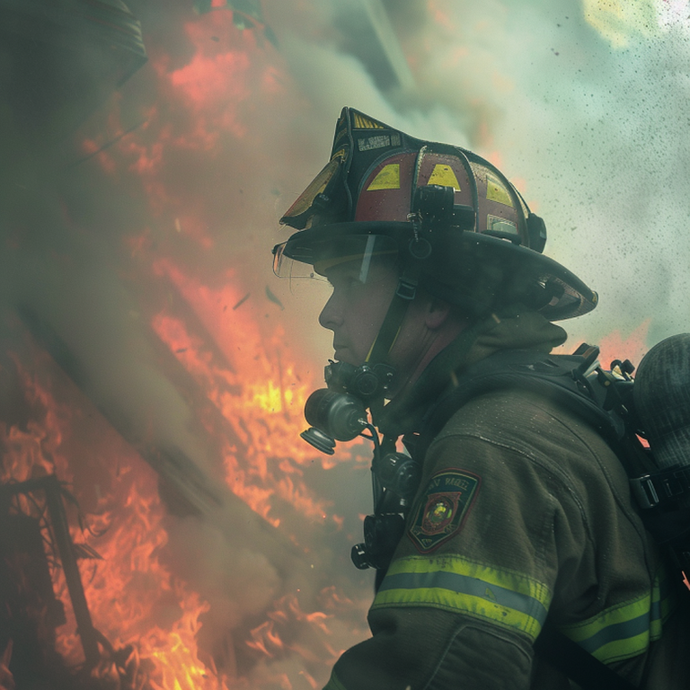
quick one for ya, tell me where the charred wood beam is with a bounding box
[16,305,225,517]
[42,476,100,667]
[0,475,100,666]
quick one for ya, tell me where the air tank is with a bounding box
[634,333,690,506]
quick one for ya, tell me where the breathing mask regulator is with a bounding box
[300,182,474,572]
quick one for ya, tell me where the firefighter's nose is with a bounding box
[318,293,342,331]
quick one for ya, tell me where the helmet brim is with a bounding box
[274,222,597,321]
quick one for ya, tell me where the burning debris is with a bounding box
[264,287,284,311]
[231,293,251,311]
[0,1,372,688]
[0,476,103,687]
[0,297,365,689]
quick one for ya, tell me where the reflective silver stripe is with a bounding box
[575,612,651,655]
[378,569,549,627]
[560,569,678,663]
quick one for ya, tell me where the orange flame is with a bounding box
[150,257,351,532]
[0,260,364,688]
[596,319,651,371]
[1,356,237,687]
[0,7,376,689]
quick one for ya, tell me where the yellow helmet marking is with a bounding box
[427,164,461,190]
[486,173,514,207]
[354,112,385,129]
[367,163,400,191]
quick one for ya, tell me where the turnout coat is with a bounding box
[323,312,690,690]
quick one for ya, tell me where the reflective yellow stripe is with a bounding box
[560,568,678,664]
[372,555,552,641]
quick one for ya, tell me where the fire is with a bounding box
[1,300,364,688]
[1,5,375,689]
[0,234,366,688]
[244,592,350,690]
[1,355,71,484]
[150,256,345,529]
[553,319,650,373]
[1,351,233,688]
[596,319,650,371]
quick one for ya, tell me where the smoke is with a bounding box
[474,0,690,345]
[1,0,688,687]
[362,0,689,346]
[277,0,690,348]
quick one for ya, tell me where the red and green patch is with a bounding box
[408,469,481,553]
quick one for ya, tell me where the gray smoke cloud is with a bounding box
[276,0,690,351]
[1,0,688,688]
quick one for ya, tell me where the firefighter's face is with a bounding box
[318,258,445,376]
[318,259,398,367]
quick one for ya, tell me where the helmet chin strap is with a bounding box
[364,214,434,370]
[357,262,421,426]
[365,268,419,370]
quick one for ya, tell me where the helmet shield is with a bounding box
[273,233,399,284]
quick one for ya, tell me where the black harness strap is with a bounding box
[406,348,624,462]
[534,624,638,690]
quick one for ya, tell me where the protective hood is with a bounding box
[376,306,568,438]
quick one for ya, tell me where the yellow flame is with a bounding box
[250,380,284,414]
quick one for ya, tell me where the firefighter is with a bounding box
[272,108,689,689]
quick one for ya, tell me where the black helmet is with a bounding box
[273,107,597,322]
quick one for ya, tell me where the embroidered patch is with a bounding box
[408,469,481,553]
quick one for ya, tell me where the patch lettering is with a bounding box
[358,134,391,151]
[408,469,481,553]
